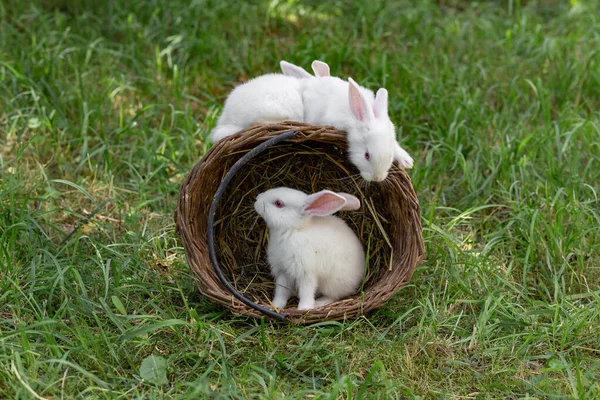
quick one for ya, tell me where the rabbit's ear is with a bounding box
[373,88,388,119]
[348,77,372,122]
[311,60,330,77]
[337,193,361,211]
[303,190,347,216]
[280,60,312,78]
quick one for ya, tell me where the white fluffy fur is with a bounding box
[209,74,304,143]
[254,187,365,310]
[210,60,414,181]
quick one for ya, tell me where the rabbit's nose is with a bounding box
[372,171,388,182]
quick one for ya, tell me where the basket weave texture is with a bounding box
[176,121,425,324]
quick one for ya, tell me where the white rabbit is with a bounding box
[287,61,413,181]
[209,73,304,143]
[254,187,365,310]
[210,60,327,142]
[210,61,414,181]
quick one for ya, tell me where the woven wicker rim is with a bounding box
[175,121,425,324]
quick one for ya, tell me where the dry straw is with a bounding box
[175,121,425,324]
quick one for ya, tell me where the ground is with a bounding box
[1,0,599,398]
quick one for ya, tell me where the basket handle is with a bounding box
[206,130,299,321]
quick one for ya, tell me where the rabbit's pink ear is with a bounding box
[311,60,330,77]
[373,88,388,119]
[337,193,361,211]
[280,60,312,78]
[348,77,371,122]
[303,190,347,216]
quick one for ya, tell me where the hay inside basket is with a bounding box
[176,121,425,324]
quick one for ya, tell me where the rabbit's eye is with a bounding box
[364,152,370,160]
[273,200,284,208]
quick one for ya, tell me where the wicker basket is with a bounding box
[175,121,425,324]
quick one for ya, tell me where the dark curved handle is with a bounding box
[206,130,298,321]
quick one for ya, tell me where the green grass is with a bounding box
[1,0,599,398]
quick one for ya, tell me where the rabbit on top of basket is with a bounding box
[254,187,365,310]
[209,60,413,182]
